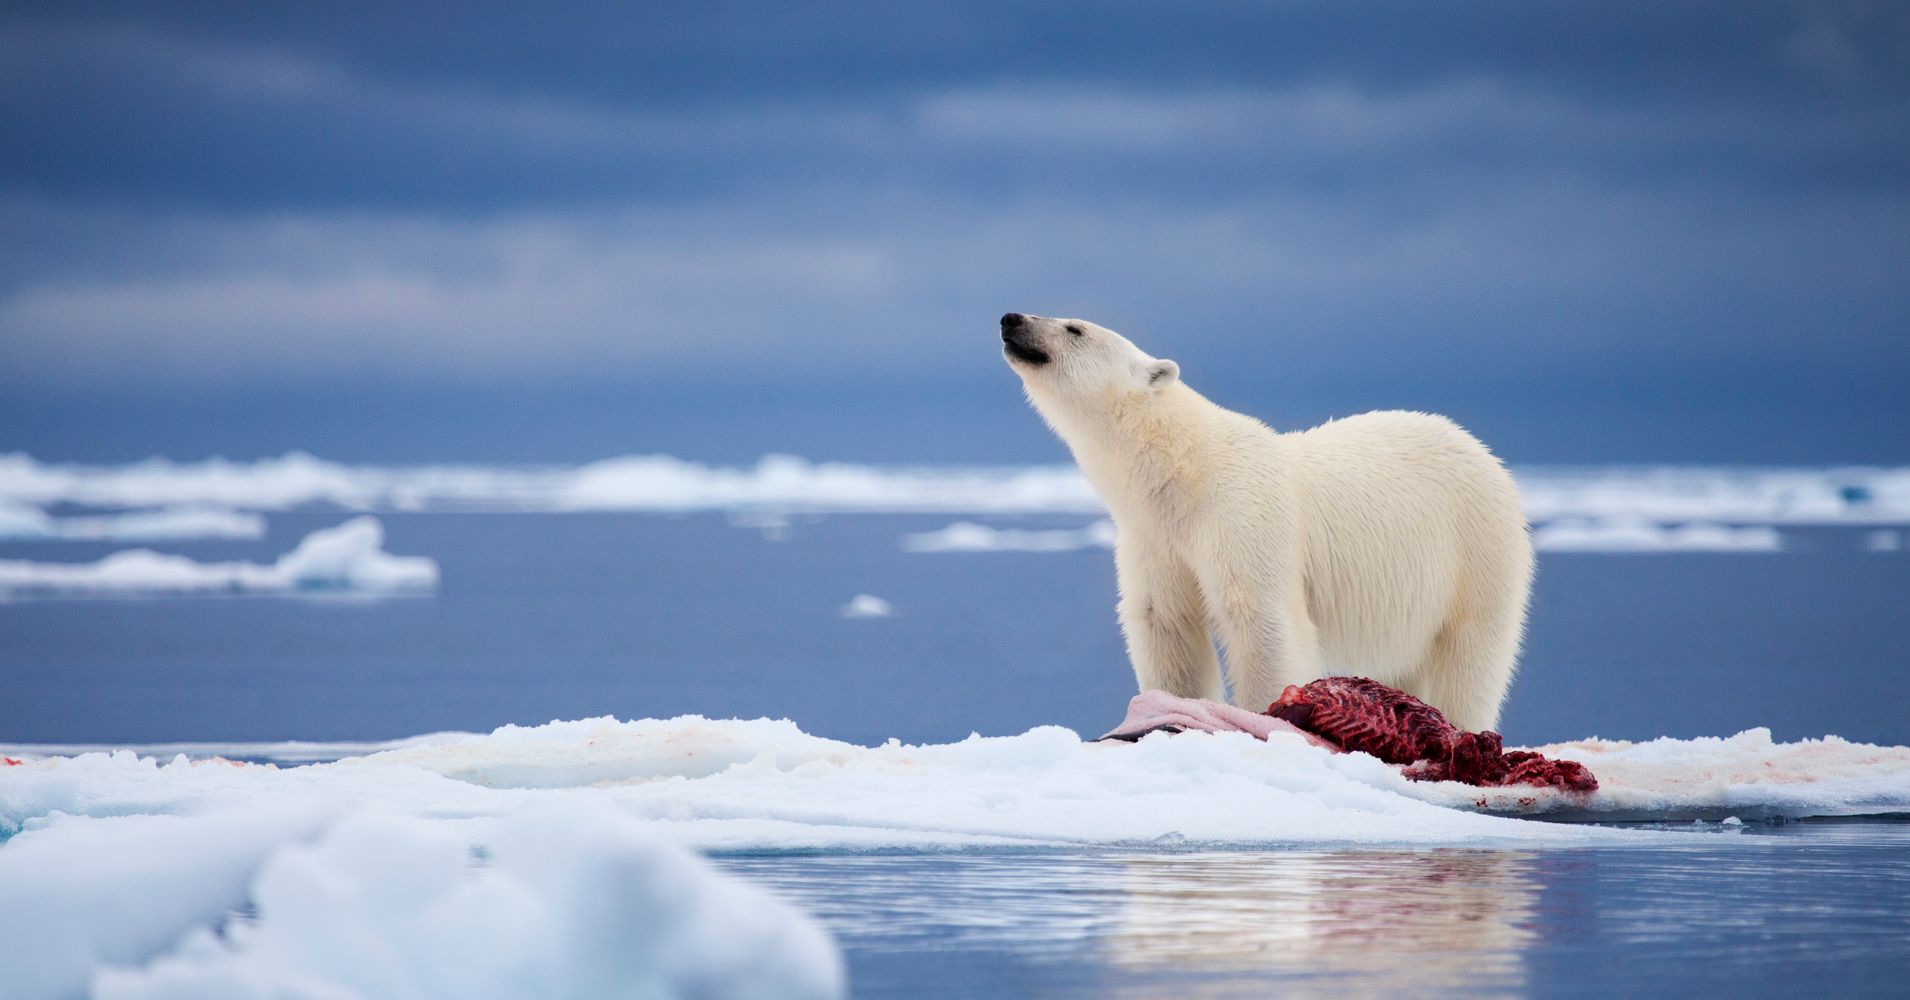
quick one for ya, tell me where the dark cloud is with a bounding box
[4,1,1906,209]
[0,1,1905,460]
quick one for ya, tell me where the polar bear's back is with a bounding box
[1286,410,1531,679]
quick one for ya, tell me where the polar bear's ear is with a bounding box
[1141,359,1180,392]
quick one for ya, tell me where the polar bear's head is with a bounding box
[999,313,1180,409]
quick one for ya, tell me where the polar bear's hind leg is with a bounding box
[1401,594,1525,734]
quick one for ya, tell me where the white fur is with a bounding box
[1002,314,1533,732]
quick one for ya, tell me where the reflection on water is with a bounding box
[721,848,1545,998]
[719,828,1910,998]
[1104,851,1539,998]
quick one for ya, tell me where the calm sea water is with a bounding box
[720,823,1910,999]
[3,512,1908,997]
[1,511,1905,747]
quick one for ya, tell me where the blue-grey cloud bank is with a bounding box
[2,1,1906,463]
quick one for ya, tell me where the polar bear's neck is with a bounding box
[1041,383,1244,524]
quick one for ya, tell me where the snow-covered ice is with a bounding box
[1531,516,1782,552]
[6,715,1908,852]
[0,804,843,1000]
[0,516,436,596]
[902,519,1117,553]
[1496,728,1910,821]
[0,503,265,542]
[4,714,1906,997]
[0,805,333,1000]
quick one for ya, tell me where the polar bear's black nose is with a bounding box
[1001,313,1026,330]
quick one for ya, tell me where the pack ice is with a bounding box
[5,453,1907,527]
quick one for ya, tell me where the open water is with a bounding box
[3,510,1907,996]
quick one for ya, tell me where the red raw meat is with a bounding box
[1266,677,1597,793]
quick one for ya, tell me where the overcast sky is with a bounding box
[2,1,1906,462]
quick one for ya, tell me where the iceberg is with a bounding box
[0,516,437,596]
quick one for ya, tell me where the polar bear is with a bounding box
[1000,312,1533,732]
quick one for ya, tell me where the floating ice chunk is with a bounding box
[1531,516,1782,552]
[90,805,844,1000]
[902,519,1117,553]
[0,516,437,595]
[272,515,436,590]
[0,503,265,541]
[840,594,892,618]
[1865,529,1902,552]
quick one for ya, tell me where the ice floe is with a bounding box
[902,519,1117,553]
[1531,516,1782,552]
[0,804,843,1000]
[5,716,1907,854]
[5,453,1906,529]
[11,716,1896,1000]
[4,713,1906,996]
[0,516,436,596]
[0,503,265,542]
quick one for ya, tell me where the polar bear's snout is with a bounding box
[1001,312,1051,367]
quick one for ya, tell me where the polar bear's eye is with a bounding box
[1066,324,1085,337]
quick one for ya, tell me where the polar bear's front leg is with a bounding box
[1204,560,1322,713]
[1115,537,1223,701]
